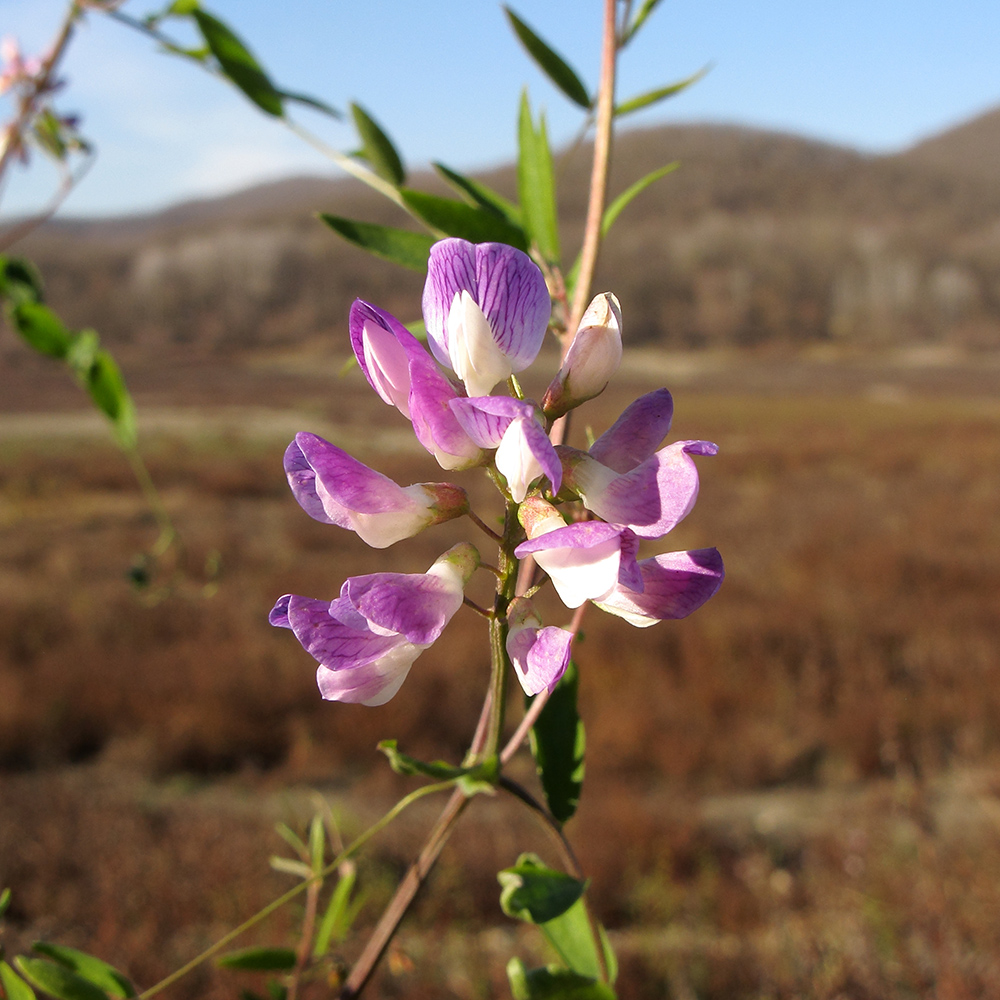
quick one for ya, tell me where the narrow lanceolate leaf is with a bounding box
[400,189,528,250]
[350,103,405,186]
[318,215,434,272]
[620,0,665,47]
[1,962,37,1000]
[504,8,591,109]
[0,886,12,917]
[14,957,109,1000]
[539,898,606,982]
[517,91,560,264]
[313,868,359,956]
[498,854,586,925]
[192,10,284,116]
[601,162,679,237]
[614,65,710,118]
[216,948,297,972]
[10,302,73,359]
[31,945,135,999]
[506,959,615,1000]
[278,90,341,120]
[529,660,584,823]
[432,163,522,225]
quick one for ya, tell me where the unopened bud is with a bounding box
[542,292,622,418]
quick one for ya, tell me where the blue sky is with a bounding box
[2,0,999,217]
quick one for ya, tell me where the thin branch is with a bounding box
[468,509,503,543]
[498,776,583,879]
[463,596,493,619]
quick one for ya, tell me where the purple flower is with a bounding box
[422,239,550,397]
[505,597,573,695]
[284,432,469,548]
[559,389,718,539]
[349,300,484,470]
[449,396,561,502]
[270,542,480,706]
[594,548,725,626]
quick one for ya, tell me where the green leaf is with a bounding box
[318,215,434,271]
[273,822,307,859]
[614,66,710,118]
[377,739,498,792]
[529,660,584,823]
[85,351,137,449]
[540,898,605,981]
[0,887,11,918]
[498,854,586,925]
[192,10,284,117]
[504,8,591,109]
[308,815,325,873]
[399,189,528,250]
[30,946,134,999]
[506,959,615,1000]
[598,925,618,986]
[10,302,73,359]
[1,962,37,1000]
[0,256,44,306]
[349,103,405,186]
[268,857,312,879]
[166,0,200,14]
[601,162,679,237]
[517,90,560,263]
[313,869,359,956]
[14,958,109,1000]
[620,0,665,47]
[277,90,341,120]
[432,163,522,225]
[216,948,297,972]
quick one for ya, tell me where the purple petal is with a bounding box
[588,389,674,473]
[343,572,463,645]
[283,594,401,668]
[269,594,292,629]
[507,625,573,696]
[515,417,562,496]
[349,300,417,412]
[595,548,725,626]
[515,519,625,557]
[316,641,423,706]
[449,395,535,448]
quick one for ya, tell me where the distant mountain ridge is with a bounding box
[9,109,1000,356]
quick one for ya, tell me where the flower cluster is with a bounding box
[271,238,723,705]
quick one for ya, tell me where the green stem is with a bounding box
[123,445,176,558]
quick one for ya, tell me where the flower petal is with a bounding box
[588,388,674,473]
[507,624,574,695]
[349,300,415,416]
[316,641,426,706]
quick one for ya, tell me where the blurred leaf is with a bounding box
[313,868,359,956]
[377,739,498,792]
[529,660,584,823]
[517,90,560,263]
[274,822,307,858]
[192,10,284,116]
[278,90,341,120]
[601,162,679,236]
[86,351,137,450]
[9,302,73,359]
[0,256,44,305]
[265,983,286,1000]
[506,959,615,999]
[64,328,99,378]
[620,0,664,46]
[31,109,69,162]
[166,0,200,14]
[504,8,591,109]
[432,163,522,225]
[30,946,134,999]
[308,815,325,872]
[614,66,709,118]
[0,887,11,918]
[400,189,528,250]
[269,857,313,879]
[216,948,297,972]
[539,898,606,982]
[15,958,108,1000]
[0,962,36,1000]
[350,103,405,186]
[598,925,618,986]
[318,215,434,271]
[498,854,586,925]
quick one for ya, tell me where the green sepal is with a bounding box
[600,163,679,237]
[215,947,297,972]
[30,945,134,999]
[498,854,586,925]
[377,739,498,793]
[506,959,615,1000]
[504,8,591,109]
[529,660,584,824]
[1,962,37,1000]
[192,10,284,117]
[349,103,405,186]
[517,91,560,264]
[399,189,528,250]
[432,163,522,225]
[318,215,434,271]
[614,66,710,118]
[14,957,109,1000]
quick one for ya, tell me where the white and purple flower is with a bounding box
[269,543,480,706]
[505,597,573,695]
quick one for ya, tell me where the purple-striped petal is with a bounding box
[506,614,574,696]
[349,300,416,415]
[594,548,725,627]
[588,388,674,473]
[343,572,463,646]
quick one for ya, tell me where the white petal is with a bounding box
[447,291,512,396]
[495,419,544,503]
[533,536,622,608]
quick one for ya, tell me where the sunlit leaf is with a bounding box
[620,0,664,47]
[539,898,605,981]
[31,945,134,999]
[504,8,591,109]
[601,162,679,237]
[192,10,284,116]
[216,948,297,972]
[350,103,405,186]
[432,163,522,225]
[318,215,434,271]
[498,854,586,925]
[506,958,615,999]
[529,660,584,823]
[614,65,710,118]
[1,962,36,1000]
[15,958,109,1000]
[400,189,528,250]
[517,90,560,263]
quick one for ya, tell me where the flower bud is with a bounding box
[542,292,622,418]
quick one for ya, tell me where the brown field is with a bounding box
[2,350,1000,999]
